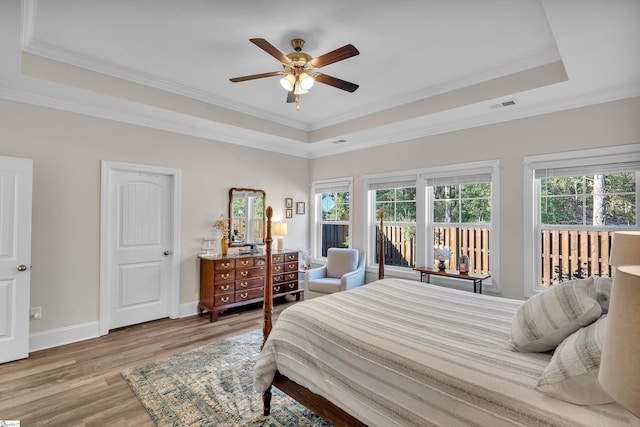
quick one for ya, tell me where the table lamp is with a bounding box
[273,221,287,253]
[598,231,640,418]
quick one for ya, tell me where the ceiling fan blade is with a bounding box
[314,73,359,92]
[286,91,296,103]
[310,44,359,68]
[229,71,283,83]
[250,38,292,65]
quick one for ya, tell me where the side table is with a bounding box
[413,267,490,294]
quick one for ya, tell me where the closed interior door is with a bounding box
[0,156,33,364]
[108,170,172,329]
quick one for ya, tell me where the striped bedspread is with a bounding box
[255,278,634,426]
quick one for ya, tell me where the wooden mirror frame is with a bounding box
[228,188,266,247]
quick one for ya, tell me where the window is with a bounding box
[524,144,640,296]
[311,177,353,259]
[365,161,499,290]
[424,163,497,278]
[368,176,417,268]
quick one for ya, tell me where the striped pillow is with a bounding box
[508,277,602,352]
[536,315,613,404]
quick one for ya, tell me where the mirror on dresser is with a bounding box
[228,188,265,247]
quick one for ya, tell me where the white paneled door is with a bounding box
[0,156,33,364]
[102,162,180,332]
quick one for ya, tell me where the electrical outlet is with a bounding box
[30,306,42,320]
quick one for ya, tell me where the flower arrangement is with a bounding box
[213,214,229,235]
[434,246,452,262]
[299,248,311,269]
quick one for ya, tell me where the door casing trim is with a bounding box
[99,160,182,336]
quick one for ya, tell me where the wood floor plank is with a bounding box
[0,297,296,426]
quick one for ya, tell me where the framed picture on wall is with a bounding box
[285,198,293,208]
[285,209,293,219]
[296,202,305,215]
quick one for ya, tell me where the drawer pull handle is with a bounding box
[241,271,249,277]
[221,296,229,303]
[288,283,295,289]
[274,266,281,271]
[241,260,249,265]
[288,255,296,260]
[257,259,265,265]
[274,286,281,291]
[221,285,230,291]
[239,282,248,287]
[240,292,248,299]
[221,273,230,279]
[222,262,229,268]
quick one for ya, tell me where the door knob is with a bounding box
[17,264,27,271]
[164,250,170,256]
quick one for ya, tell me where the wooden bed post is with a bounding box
[262,206,273,415]
[378,210,385,279]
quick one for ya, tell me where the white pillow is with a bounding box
[592,276,612,314]
[508,277,602,352]
[536,315,613,405]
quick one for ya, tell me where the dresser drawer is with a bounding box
[284,282,298,292]
[284,272,298,282]
[272,273,285,284]
[236,276,263,290]
[285,262,298,271]
[214,293,234,306]
[272,264,285,274]
[214,259,236,271]
[274,281,298,295]
[235,257,254,268]
[285,252,299,262]
[237,264,266,279]
[235,287,263,302]
[214,282,234,294]
[272,254,285,263]
[214,271,235,283]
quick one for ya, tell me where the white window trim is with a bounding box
[523,143,640,297]
[364,160,500,293]
[310,177,354,264]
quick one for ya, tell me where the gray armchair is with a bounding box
[304,248,366,299]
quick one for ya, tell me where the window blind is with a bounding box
[535,161,640,179]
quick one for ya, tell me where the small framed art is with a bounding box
[285,209,293,219]
[285,198,293,208]
[296,202,305,215]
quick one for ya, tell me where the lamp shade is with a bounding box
[609,231,640,267]
[598,265,640,417]
[273,222,287,236]
[280,74,296,92]
[299,72,315,90]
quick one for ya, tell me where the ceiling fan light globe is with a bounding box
[299,73,315,90]
[280,74,296,91]
[293,86,308,95]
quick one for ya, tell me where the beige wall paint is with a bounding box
[310,96,640,299]
[1,96,639,339]
[0,99,310,333]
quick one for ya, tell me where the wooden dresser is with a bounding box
[198,250,301,321]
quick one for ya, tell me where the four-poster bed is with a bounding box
[257,208,634,426]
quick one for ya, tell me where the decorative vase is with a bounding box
[438,260,446,271]
[221,235,229,256]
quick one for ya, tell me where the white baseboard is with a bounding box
[29,321,100,352]
[28,302,203,352]
[179,301,199,318]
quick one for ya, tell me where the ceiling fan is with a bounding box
[230,38,360,110]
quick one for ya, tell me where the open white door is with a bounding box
[0,156,33,364]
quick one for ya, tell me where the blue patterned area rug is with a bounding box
[122,329,331,426]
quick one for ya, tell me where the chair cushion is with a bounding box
[326,248,358,279]
[308,278,342,294]
[508,276,602,352]
[536,315,613,405]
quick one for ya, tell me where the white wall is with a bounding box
[310,96,640,300]
[0,99,310,337]
[2,95,639,348]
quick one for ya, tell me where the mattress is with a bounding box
[255,278,634,426]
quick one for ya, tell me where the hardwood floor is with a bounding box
[0,297,298,426]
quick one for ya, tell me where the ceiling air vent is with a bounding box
[489,99,517,109]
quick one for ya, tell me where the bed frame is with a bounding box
[260,207,383,426]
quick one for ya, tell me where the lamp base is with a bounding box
[277,236,284,253]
